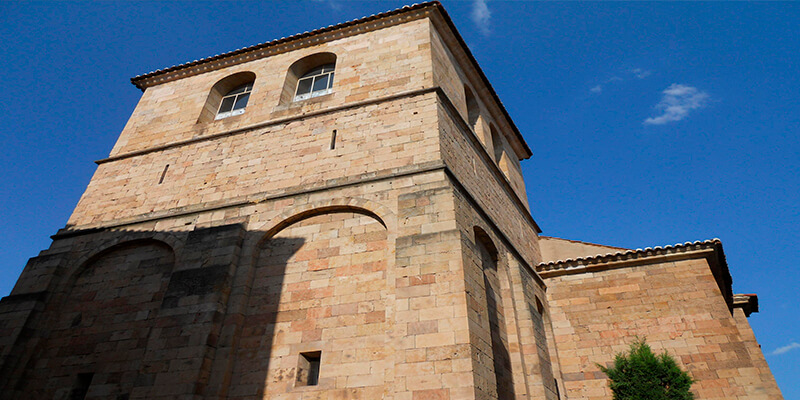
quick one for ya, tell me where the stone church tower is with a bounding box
[0,2,783,400]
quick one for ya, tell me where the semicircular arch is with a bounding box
[72,238,174,280]
[251,197,394,246]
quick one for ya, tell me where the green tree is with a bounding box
[597,338,694,400]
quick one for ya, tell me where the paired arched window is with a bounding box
[199,53,338,122]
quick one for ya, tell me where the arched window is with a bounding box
[473,226,514,399]
[294,63,335,101]
[279,53,337,106]
[216,82,253,120]
[491,124,504,163]
[465,86,480,132]
[197,71,256,123]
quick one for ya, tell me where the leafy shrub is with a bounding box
[597,338,694,400]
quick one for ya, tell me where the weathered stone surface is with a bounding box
[0,3,781,400]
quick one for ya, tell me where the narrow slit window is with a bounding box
[296,351,321,387]
[330,130,337,150]
[158,164,170,184]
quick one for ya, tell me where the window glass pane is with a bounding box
[233,93,250,110]
[304,66,324,78]
[228,84,248,95]
[218,96,235,113]
[327,72,334,88]
[321,64,335,73]
[312,74,329,92]
[296,77,313,96]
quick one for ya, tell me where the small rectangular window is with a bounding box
[296,351,321,387]
[70,372,94,400]
[158,164,169,184]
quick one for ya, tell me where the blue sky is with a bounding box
[1,0,797,396]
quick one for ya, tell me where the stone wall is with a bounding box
[111,18,434,157]
[429,22,529,207]
[543,255,784,400]
[452,184,559,400]
[69,91,441,228]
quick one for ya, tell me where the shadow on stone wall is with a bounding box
[0,223,305,400]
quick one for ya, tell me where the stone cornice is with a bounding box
[733,293,759,317]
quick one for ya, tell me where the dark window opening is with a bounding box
[296,351,321,387]
[70,372,94,400]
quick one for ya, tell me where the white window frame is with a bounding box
[294,64,335,102]
[216,82,253,120]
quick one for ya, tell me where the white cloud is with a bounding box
[644,84,709,125]
[311,0,341,10]
[589,77,621,94]
[771,342,800,356]
[471,0,491,36]
[631,68,652,79]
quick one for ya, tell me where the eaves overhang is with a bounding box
[733,293,759,317]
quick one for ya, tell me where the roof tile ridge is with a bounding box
[536,238,721,269]
[130,1,440,85]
